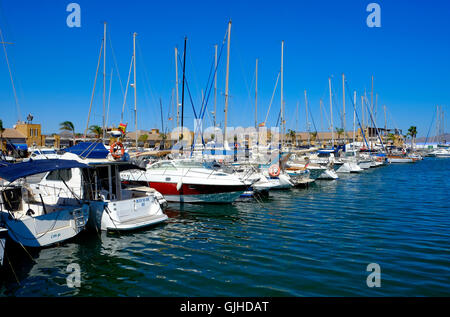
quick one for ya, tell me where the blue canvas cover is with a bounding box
[63,142,109,159]
[0,159,89,183]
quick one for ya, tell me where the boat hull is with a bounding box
[0,227,6,266]
[87,197,168,231]
[0,205,89,248]
[124,180,248,203]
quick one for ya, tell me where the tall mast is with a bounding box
[320,98,324,134]
[175,47,179,129]
[304,90,309,145]
[214,44,218,127]
[342,73,346,143]
[280,40,284,147]
[384,105,387,136]
[223,20,232,146]
[133,32,137,148]
[328,77,334,147]
[255,58,258,128]
[181,37,187,142]
[371,75,374,122]
[375,93,378,125]
[361,95,364,144]
[103,22,107,140]
[353,91,356,147]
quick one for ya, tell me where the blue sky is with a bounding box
[0,0,449,137]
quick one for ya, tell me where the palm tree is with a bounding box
[89,125,103,139]
[60,121,75,145]
[310,131,317,143]
[138,134,149,147]
[287,129,296,146]
[408,126,417,150]
[335,128,344,143]
[387,133,396,145]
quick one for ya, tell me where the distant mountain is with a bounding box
[415,133,450,143]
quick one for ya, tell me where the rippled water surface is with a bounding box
[1,158,449,296]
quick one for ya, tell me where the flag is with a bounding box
[118,123,127,133]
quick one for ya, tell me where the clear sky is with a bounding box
[0,0,449,137]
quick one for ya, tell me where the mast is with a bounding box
[353,91,356,147]
[342,73,346,144]
[160,98,164,135]
[181,37,187,143]
[103,22,107,140]
[255,58,258,128]
[328,77,334,147]
[371,75,374,122]
[175,47,179,129]
[0,27,21,121]
[304,90,309,145]
[214,44,218,127]
[375,93,378,125]
[384,105,387,136]
[280,40,284,147]
[223,20,232,147]
[320,99,324,134]
[361,95,364,141]
[133,32,137,148]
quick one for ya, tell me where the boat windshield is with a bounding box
[41,150,57,155]
[148,161,176,170]
[173,160,205,169]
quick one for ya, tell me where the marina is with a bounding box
[0,157,449,296]
[0,0,449,300]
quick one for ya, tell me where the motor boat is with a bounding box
[335,151,363,173]
[120,159,251,203]
[24,147,61,161]
[429,148,450,158]
[0,159,91,247]
[31,152,168,231]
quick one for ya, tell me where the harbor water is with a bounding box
[0,158,449,296]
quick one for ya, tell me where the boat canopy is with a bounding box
[64,142,109,159]
[0,159,90,183]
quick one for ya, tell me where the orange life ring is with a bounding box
[268,164,280,177]
[110,142,125,159]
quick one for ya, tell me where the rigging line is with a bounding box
[177,52,198,119]
[187,40,202,99]
[0,26,21,121]
[107,30,125,98]
[137,40,159,112]
[199,40,227,120]
[121,55,133,123]
[363,93,387,152]
[199,41,227,120]
[264,71,281,125]
[424,107,437,145]
[344,81,369,149]
[105,68,113,129]
[84,38,104,138]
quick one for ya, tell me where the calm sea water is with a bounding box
[1,158,449,296]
